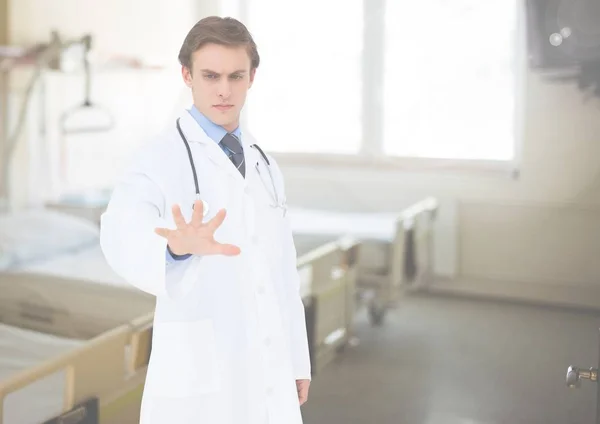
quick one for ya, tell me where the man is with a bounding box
[100,16,311,424]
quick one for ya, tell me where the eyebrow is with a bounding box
[200,69,247,75]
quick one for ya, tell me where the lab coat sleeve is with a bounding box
[100,168,194,300]
[272,160,312,381]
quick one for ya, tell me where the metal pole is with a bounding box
[0,0,10,208]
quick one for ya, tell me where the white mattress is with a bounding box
[12,243,128,288]
[287,208,398,241]
[0,323,84,424]
[289,208,397,273]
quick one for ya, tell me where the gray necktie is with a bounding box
[220,133,245,177]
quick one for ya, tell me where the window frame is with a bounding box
[226,0,525,177]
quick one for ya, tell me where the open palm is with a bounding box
[155,200,241,257]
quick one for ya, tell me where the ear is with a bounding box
[182,66,193,88]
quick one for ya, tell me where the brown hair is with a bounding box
[178,16,260,72]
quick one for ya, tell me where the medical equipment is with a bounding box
[1,31,146,210]
[176,118,286,216]
[59,34,115,135]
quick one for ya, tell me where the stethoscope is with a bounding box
[176,118,286,217]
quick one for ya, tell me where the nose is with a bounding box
[217,79,231,100]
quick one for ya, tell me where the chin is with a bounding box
[210,111,238,128]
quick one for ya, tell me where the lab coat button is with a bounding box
[264,337,271,346]
[266,387,274,395]
[257,286,266,294]
[251,234,259,244]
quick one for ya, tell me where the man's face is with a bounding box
[182,43,255,132]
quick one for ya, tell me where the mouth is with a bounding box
[213,104,234,112]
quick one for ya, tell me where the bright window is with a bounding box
[244,0,363,154]
[383,0,517,160]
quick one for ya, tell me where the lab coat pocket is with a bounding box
[149,319,221,397]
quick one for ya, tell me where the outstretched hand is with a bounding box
[154,200,241,257]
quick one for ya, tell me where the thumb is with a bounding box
[216,243,241,256]
[154,227,171,239]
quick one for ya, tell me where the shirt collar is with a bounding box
[188,105,242,143]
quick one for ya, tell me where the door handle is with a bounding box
[566,365,598,388]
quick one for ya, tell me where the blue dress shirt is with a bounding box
[166,106,243,263]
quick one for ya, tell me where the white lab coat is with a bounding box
[100,110,311,424]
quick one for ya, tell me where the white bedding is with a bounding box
[11,243,127,288]
[287,208,398,241]
[0,323,84,424]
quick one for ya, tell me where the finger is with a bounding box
[299,393,308,405]
[190,200,204,227]
[216,243,241,256]
[206,209,227,232]
[154,227,172,239]
[171,204,188,229]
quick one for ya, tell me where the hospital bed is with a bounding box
[0,209,152,423]
[0,271,155,424]
[289,196,439,325]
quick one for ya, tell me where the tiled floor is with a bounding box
[300,294,600,424]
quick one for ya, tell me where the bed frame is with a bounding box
[299,236,361,375]
[356,197,439,325]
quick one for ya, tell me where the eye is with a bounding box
[204,74,218,80]
[231,74,243,80]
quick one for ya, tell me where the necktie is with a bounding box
[219,133,245,177]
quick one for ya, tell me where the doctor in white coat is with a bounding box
[100,16,311,424]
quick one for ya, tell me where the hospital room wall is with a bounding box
[280,69,600,305]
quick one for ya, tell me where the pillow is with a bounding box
[0,208,100,269]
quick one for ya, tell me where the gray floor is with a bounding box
[300,294,600,424]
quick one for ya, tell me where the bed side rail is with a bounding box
[297,237,360,374]
[391,196,438,290]
[128,312,154,374]
[357,196,439,325]
[0,311,155,424]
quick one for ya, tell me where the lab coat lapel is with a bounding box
[238,130,263,190]
[176,110,245,184]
